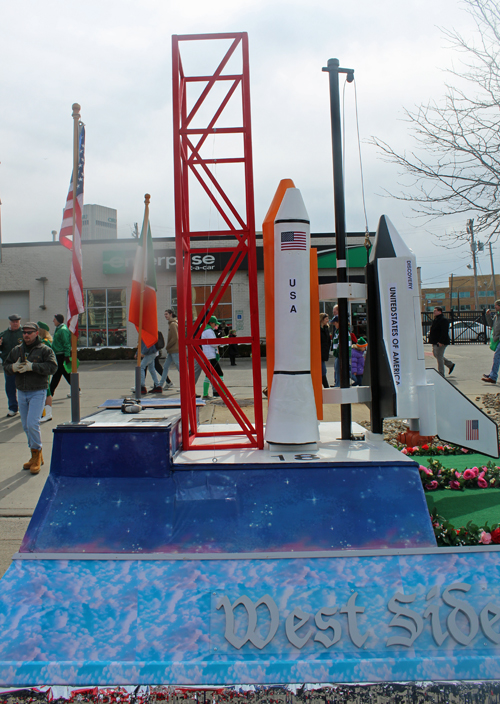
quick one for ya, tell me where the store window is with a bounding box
[170,285,232,329]
[77,288,127,347]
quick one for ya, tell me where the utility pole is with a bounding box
[490,242,497,301]
[467,219,479,310]
[450,273,454,317]
[323,57,354,441]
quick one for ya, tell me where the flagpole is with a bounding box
[70,103,81,423]
[135,193,150,399]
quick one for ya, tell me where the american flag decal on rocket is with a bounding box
[281,231,307,250]
[466,419,479,441]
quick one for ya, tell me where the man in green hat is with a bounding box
[4,322,57,474]
[0,314,23,416]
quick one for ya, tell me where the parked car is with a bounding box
[449,320,490,343]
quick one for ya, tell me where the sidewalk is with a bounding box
[0,344,494,576]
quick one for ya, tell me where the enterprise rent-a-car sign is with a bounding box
[102,244,370,275]
[102,249,262,274]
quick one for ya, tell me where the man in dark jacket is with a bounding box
[429,306,455,377]
[0,314,24,416]
[482,299,500,383]
[4,322,57,474]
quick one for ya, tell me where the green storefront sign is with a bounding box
[316,245,371,269]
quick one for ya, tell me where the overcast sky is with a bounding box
[0,0,492,288]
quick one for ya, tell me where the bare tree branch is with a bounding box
[370,0,500,246]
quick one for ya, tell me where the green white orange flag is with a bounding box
[128,197,158,348]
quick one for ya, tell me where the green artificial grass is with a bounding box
[416,453,500,528]
[418,452,499,472]
[425,488,500,527]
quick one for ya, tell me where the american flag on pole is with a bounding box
[281,230,307,251]
[466,419,479,441]
[60,124,85,334]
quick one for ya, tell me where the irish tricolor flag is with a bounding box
[128,195,158,348]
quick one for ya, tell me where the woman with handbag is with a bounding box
[483,300,500,384]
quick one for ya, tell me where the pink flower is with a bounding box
[401,448,408,455]
[481,531,493,544]
[455,471,462,479]
[463,469,475,480]
[471,467,479,478]
[461,448,469,453]
[478,478,488,488]
[425,481,439,491]
[419,465,433,475]
[449,480,461,490]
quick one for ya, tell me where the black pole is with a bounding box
[323,58,354,440]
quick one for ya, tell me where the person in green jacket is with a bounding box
[49,313,72,397]
[38,321,54,422]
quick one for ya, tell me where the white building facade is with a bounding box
[0,234,369,346]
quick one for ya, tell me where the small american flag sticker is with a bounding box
[466,419,479,441]
[281,230,307,251]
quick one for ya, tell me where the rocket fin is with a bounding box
[427,368,499,458]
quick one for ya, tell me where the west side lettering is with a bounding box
[389,284,401,385]
[216,582,500,650]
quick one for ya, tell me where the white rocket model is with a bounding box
[366,215,498,458]
[265,188,319,450]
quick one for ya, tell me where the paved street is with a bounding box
[0,343,496,576]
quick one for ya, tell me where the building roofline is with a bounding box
[1,231,375,248]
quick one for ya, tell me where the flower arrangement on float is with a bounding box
[430,508,500,547]
[393,442,470,456]
[394,440,500,545]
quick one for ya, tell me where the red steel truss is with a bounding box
[172,32,264,450]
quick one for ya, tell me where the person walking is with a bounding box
[0,314,23,417]
[136,340,162,395]
[37,322,54,423]
[49,314,72,397]
[4,322,57,474]
[159,309,180,390]
[201,316,224,399]
[482,300,500,384]
[429,306,454,377]
[320,313,331,388]
[351,337,367,386]
[331,315,352,387]
[227,330,238,366]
